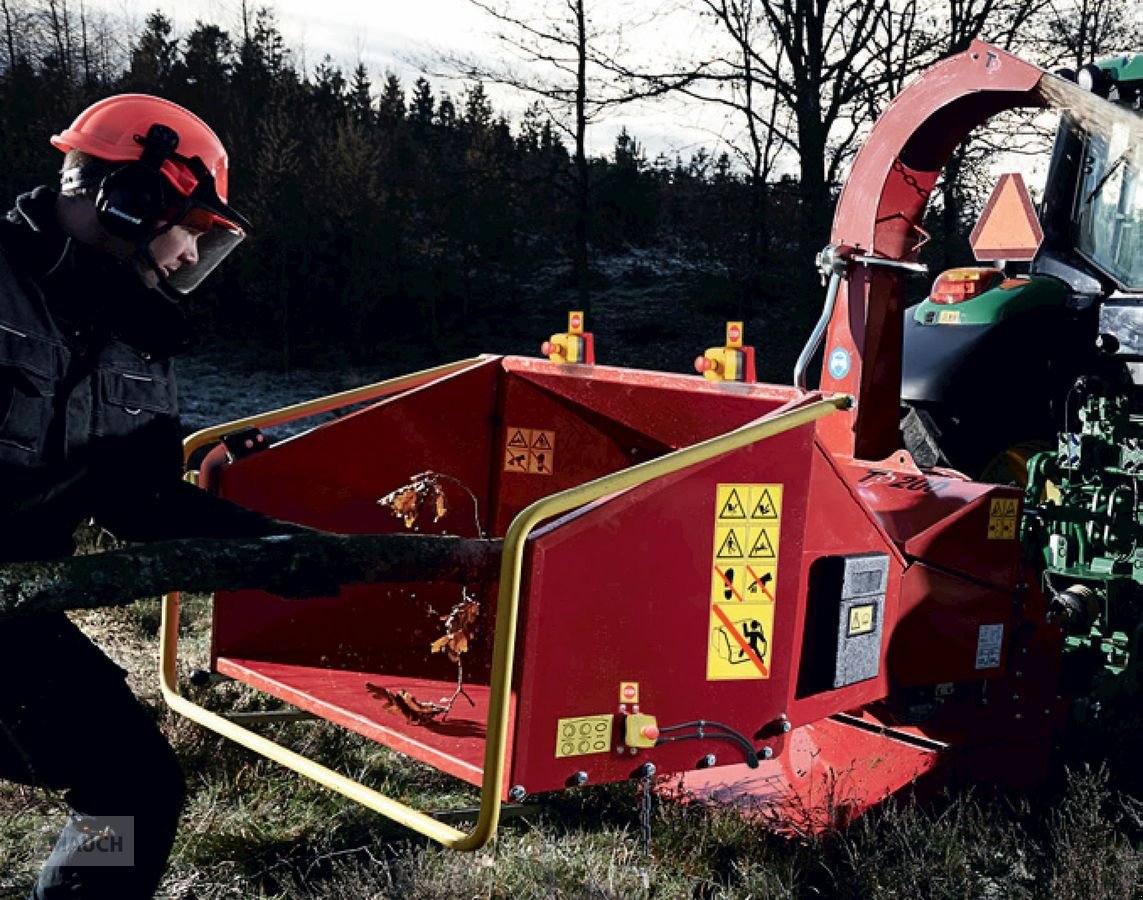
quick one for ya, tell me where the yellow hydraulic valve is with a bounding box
[694,321,757,382]
[541,310,596,364]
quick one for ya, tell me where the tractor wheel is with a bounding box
[977,440,1053,487]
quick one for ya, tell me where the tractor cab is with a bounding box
[1038,57,1142,300]
[901,53,1143,479]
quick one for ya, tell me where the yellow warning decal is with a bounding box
[715,526,747,560]
[709,484,782,680]
[708,602,773,680]
[504,426,556,476]
[748,528,776,560]
[718,488,748,519]
[848,603,876,637]
[555,714,613,758]
[711,563,775,605]
[987,496,1019,540]
[619,682,639,704]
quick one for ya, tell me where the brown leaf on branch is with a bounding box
[385,488,421,528]
[378,472,450,529]
[430,596,481,663]
[367,592,481,724]
[365,683,447,724]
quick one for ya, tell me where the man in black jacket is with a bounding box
[0,94,301,899]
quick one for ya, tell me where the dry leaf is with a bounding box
[388,488,420,527]
[365,682,446,724]
[378,472,449,529]
[431,597,480,663]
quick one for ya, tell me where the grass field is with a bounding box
[1,590,1140,899]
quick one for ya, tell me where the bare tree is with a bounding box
[0,0,28,70]
[439,0,692,312]
[41,0,74,79]
[1036,0,1139,70]
[649,1,790,295]
[676,0,907,279]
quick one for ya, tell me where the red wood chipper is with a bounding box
[162,41,1126,848]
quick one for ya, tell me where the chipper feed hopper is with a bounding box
[162,41,1132,848]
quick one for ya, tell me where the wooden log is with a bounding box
[0,532,504,619]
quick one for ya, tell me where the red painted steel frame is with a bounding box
[202,358,835,793]
[818,41,1049,461]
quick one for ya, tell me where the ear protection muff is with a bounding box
[95,123,181,241]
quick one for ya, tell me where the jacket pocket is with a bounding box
[94,367,174,437]
[0,362,53,459]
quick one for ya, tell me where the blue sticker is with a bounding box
[828,347,851,380]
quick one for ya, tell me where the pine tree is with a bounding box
[377,72,404,124]
[409,77,434,126]
[127,11,178,92]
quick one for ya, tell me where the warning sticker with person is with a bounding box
[708,602,773,679]
[503,426,557,475]
[708,484,782,680]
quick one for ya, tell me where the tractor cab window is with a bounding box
[1071,117,1142,290]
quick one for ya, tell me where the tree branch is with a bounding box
[0,532,504,619]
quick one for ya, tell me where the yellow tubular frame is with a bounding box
[160,366,851,850]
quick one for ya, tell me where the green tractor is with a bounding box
[901,52,1143,708]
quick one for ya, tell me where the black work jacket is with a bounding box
[0,188,288,562]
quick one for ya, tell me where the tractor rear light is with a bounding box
[929,267,1004,304]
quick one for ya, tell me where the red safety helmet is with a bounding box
[51,94,251,294]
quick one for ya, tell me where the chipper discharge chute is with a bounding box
[161,39,1130,847]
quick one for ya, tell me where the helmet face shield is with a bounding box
[163,222,245,293]
[146,155,252,296]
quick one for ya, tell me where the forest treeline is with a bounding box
[0,1,1136,369]
[0,5,786,368]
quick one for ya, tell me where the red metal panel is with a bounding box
[674,717,945,832]
[206,358,502,678]
[501,357,805,448]
[817,41,1049,459]
[507,424,817,795]
[903,488,1023,588]
[489,362,802,535]
[836,456,1024,589]
[784,444,905,726]
[205,358,502,533]
[215,657,503,787]
[889,562,1015,686]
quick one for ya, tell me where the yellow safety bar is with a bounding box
[160,369,851,850]
[180,356,489,458]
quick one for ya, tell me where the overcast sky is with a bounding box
[86,0,726,160]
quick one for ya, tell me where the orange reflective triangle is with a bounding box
[970,173,1043,262]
